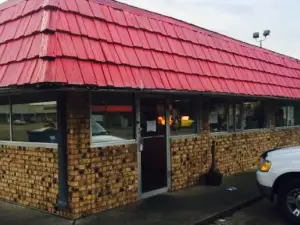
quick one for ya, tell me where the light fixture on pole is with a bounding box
[253,30,271,47]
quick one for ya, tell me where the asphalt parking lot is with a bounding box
[209,200,288,225]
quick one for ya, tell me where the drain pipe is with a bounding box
[56,92,68,209]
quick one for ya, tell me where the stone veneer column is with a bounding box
[65,91,138,219]
[66,91,91,218]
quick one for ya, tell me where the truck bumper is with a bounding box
[257,181,273,201]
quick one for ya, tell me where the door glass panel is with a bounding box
[139,98,167,193]
[140,98,166,137]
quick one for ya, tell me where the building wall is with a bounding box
[0,145,59,214]
[171,132,211,191]
[66,92,138,219]
[171,128,300,191]
[1,91,300,218]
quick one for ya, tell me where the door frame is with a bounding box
[135,93,171,199]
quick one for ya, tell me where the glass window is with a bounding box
[0,97,10,141]
[242,101,265,129]
[169,98,197,135]
[12,100,57,143]
[141,98,166,137]
[275,105,298,127]
[209,101,227,132]
[91,92,134,143]
[294,106,300,125]
[209,99,266,132]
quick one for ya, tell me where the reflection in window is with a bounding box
[275,106,297,127]
[12,101,57,143]
[0,97,10,141]
[169,98,196,135]
[209,100,266,132]
[242,101,265,129]
[91,92,134,143]
[209,102,227,132]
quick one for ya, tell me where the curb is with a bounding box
[194,195,263,225]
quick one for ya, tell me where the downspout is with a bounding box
[56,92,68,209]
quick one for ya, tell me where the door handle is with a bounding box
[139,143,143,152]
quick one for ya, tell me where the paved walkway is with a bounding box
[0,171,259,225]
[0,201,72,225]
[208,200,287,225]
[77,171,259,225]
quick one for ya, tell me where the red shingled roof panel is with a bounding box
[90,63,106,86]
[0,0,300,99]
[152,51,168,70]
[186,74,204,91]
[78,61,96,85]
[139,68,156,89]
[167,71,182,90]
[116,26,132,46]
[124,11,139,28]
[61,58,84,84]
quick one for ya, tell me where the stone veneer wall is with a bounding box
[171,132,211,191]
[66,92,138,219]
[171,128,300,191]
[0,145,59,213]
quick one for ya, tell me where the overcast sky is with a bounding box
[118,0,300,59]
[0,0,299,59]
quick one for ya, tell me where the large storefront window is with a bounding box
[0,97,10,141]
[91,92,134,143]
[275,105,299,127]
[169,98,197,135]
[209,101,228,132]
[12,101,57,142]
[0,94,57,143]
[209,99,266,132]
[242,101,265,129]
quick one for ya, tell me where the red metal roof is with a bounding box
[0,0,300,98]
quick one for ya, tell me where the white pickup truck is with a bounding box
[257,146,300,225]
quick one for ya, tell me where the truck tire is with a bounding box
[278,178,300,225]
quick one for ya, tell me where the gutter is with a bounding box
[56,92,68,209]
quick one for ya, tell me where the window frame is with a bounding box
[0,93,59,147]
[90,92,136,147]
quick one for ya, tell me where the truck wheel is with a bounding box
[278,179,300,225]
